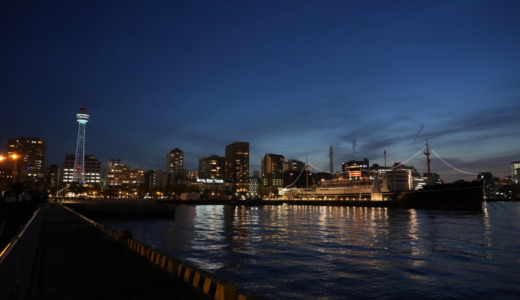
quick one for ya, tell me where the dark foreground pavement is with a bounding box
[28,205,213,300]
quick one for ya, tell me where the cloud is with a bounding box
[418,105,520,146]
[414,122,424,144]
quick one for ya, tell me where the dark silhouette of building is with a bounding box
[144,169,168,196]
[284,159,305,172]
[44,164,60,196]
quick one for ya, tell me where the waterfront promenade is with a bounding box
[27,204,214,300]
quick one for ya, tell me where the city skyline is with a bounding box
[1,133,516,183]
[1,1,519,182]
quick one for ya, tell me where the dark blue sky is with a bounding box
[1,0,519,182]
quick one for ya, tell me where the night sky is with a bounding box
[1,0,519,182]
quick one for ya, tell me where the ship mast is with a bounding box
[305,158,309,188]
[424,138,432,185]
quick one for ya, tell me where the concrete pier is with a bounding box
[27,205,213,300]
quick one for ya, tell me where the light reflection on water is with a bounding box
[103,203,520,299]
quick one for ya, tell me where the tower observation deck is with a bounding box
[73,106,89,183]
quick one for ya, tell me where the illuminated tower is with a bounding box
[73,107,90,183]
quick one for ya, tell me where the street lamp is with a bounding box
[0,153,19,183]
[11,154,19,183]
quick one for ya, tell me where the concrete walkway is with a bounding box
[28,205,213,300]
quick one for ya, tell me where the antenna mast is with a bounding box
[424,138,432,184]
[329,146,334,174]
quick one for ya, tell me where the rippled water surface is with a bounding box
[103,202,520,299]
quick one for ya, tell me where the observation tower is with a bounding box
[72,106,90,183]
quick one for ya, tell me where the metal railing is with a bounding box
[0,206,44,300]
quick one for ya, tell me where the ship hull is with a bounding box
[392,186,483,210]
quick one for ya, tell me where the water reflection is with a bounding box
[103,204,520,299]
[407,209,421,258]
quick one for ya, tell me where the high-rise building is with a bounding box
[104,159,144,198]
[62,154,102,185]
[262,153,285,187]
[7,137,47,185]
[198,155,225,180]
[44,164,60,195]
[511,161,520,184]
[166,148,184,173]
[73,107,90,183]
[225,142,249,194]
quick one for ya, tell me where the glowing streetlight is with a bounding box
[0,153,20,183]
[11,154,19,183]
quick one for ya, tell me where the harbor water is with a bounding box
[102,202,520,299]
